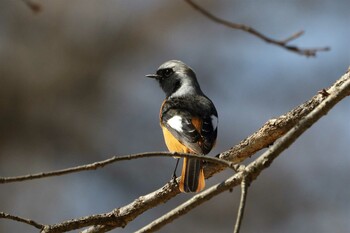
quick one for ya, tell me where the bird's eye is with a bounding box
[163,68,173,77]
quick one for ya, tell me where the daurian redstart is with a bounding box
[147,60,218,193]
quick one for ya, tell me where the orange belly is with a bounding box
[161,126,191,153]
[161,116,203,154]
[160,118,206,193]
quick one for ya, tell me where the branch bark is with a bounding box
[207,68,350,177]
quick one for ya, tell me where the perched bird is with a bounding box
[147,60,218,193]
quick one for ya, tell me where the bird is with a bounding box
[146,60,218,193]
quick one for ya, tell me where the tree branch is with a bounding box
[83,69,350,232]
[184,0,330,57]
[134,173,243,233]
[2,69,349,232]
[134,165,246,233]
[0,212,44,230]
[132,69,350,233]
[233,173,249,233]
[0,152,235,184]
[4,67,348,185]
[208,68,350,177]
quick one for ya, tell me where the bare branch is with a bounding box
[3,69,349,232]
[81,225,115,233]
[134,165,246,233]
[135,173,243,233]
[246,70,350,175]
[4,65,348,184]
[209,68,350,178]
[37,181,180,233]
[0,212,44,230]
[184,0,330,57]
[233,174,249,233]
[133,69,350,233]
[0,152,235,184]
[281,30,305,44]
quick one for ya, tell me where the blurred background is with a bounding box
[0,0,349,232]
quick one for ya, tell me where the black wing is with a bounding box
[161,108,217,155]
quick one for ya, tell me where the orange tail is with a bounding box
[179,157,205,193]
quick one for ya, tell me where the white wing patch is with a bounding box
[211,115,218,130]
[167,115,183,132]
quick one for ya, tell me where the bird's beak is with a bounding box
[146,74,160,79]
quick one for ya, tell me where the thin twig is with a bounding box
[233,174,249,233]
[0,212,44,230]
[0,152,235,184]
[184,0,330,57]
[281,30,305,43]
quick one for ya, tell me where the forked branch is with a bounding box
[184,0,330,57]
